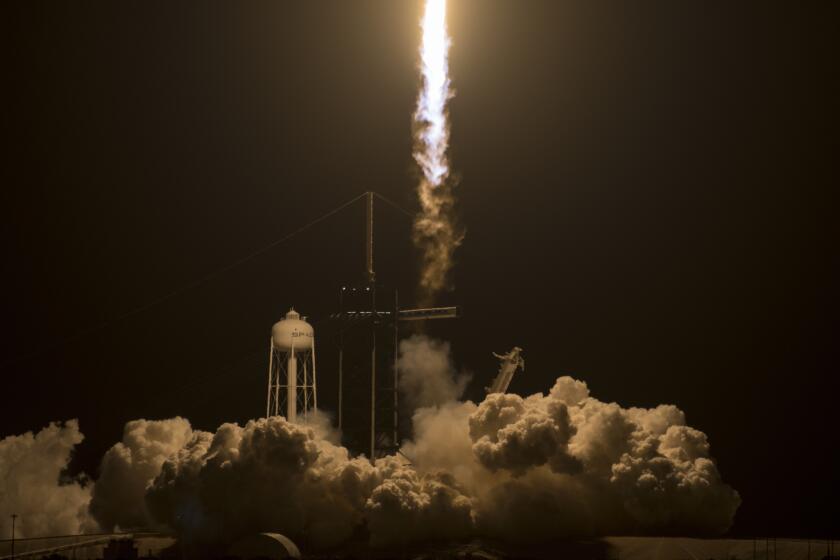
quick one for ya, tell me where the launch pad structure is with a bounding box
[330,192,459,459]
[260,191,458,459]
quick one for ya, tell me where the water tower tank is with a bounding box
[271,308,314,351]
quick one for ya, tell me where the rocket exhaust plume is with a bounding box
[413,0,462,303]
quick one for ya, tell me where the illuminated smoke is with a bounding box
[397,334,470,409]
[89,417,193,531]
[0,421,96,538]
[413,0,462,303]
[2,343,739,547]
[134,341,737,549]
[132,368,738,550]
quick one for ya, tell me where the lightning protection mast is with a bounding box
[332,192,459,461]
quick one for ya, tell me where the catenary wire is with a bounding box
[1,192,371,370]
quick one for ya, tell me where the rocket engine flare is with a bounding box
[413,0,462,303]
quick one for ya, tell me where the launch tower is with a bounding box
[331,192,459,459]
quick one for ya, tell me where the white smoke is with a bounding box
[144,417,476,550]
[462,377,741,539]
[398,334,470,409]
[136,340,738,549]
[0,420,97,538]
[89,417,194,531]
[0,339,739,549]
[469,392,582,476]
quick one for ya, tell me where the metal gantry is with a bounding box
[331,192,460,460]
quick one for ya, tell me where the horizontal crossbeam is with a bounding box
[330,306,460,323]
[397,306,460,321]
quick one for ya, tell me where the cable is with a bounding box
[373,192,415,219]
[1,192,369,370]
[142,347,266,413]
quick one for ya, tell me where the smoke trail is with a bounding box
[413,0,462,303]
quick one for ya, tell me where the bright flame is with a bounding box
[416,0,450,186]
[413,0,462,303]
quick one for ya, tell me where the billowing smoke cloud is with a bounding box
[137,340,738,550]
[463,378,741,540]
[0,339,739,549]
[0,420,97,538]
[90,417,194,531]
[413,0,463,303]
[469,392,582,477]
[398,334,470,409]
[144,417,475,550]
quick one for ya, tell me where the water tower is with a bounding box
[266,308,317,422]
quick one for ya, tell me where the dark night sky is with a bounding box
[2,1,837,538]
